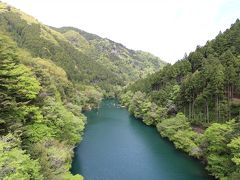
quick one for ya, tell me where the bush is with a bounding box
[0,134,43,180]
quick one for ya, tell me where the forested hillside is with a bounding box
[2,1,240,179]
[0,2,164,179]
[57,27,165,85]
[0,3,165,95]
[121,19,240,179]
[0,32,86,179]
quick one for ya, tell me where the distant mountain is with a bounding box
[56,27,166,85]
[0,3,165,94]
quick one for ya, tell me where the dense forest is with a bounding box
[1,1,240,179]
[0,2,164,179]
[121,19,240,179]
[0,3,165,96]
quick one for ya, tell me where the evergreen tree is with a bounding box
[0,35,40,133]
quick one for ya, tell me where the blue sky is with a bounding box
[2,0,240,63]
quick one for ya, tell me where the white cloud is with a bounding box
[2,0,240,63]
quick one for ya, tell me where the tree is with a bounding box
[228,137,240,170]
[157,113,190,140]
[30,139,75,179]
[120,91,133,107]
[173,130,202,158]
[0,134,43,180]
[142,102,158,125]
[129,91,146,118]
[201,121,235,178]
[188,51,204,72]
[201,56,225,122]
[220,50,239,119]
[0,34,40,133]
[41,97,85,145]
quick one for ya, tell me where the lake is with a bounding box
[71,99,212,180]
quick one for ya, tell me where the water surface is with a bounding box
[71,99,212,180]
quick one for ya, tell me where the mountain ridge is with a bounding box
[0,2,166,179]
[0,2,166,96]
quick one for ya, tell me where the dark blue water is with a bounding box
[71,99,212,180]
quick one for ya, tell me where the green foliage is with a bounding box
[41,97,85,145]
[0,5,165,95]
[24,123,54,144]
[0,134,43,180]
[0,34,41,133]
[59,27,166,85]
[123,88,240,178]
[206,154,233,179]
[0,27,87,179]
[64,173,84,180]
[156,113,202,159]
[1,2,240,180]
[120,91,134,107]
[30,139,74,180]
[143,102,165,125]
[228,137,240,166]
[122,19,240,180]
[79,85,103,110]
[123,95,202,158]
[128,91,146,118]
[127,19,240,124]
[228,136,240,178]
[202,122,233,153]
[201,121,237,178]
[172,130,202,158]
[157,113,191,139]
[120,90,167,125]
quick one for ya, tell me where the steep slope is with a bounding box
[126,19,240,122]
[0,3,104,179]
[56,27,166,84]
[0,2,165,179]
[121,19,240,179]
[0,3,165,95]
[0,32,86,179]
[0,4,120,93]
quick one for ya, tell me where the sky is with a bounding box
[2,0,240,64]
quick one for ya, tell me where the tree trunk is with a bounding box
[228,84,231,120]
[189,102,191,121]
[218,96,221,121]
[192,99,195,121]
[206,100,209,123]
[216,95,220,122]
